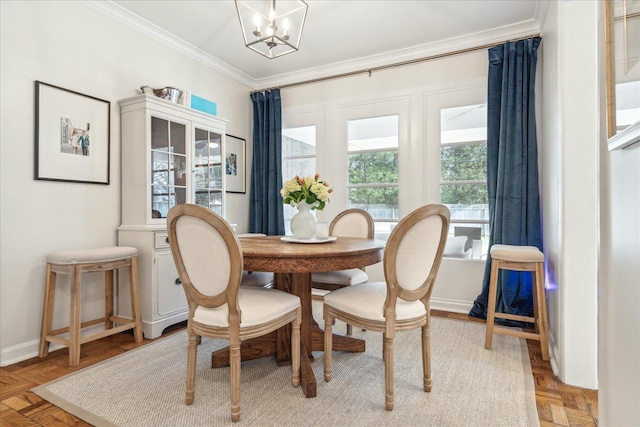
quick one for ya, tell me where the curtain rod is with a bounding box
[251,34,541,94]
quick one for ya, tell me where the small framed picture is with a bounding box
[225,134,246,193]
[34,81,111,184]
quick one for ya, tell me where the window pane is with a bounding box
[348,115,398,151]
[440,183,489,208]
[440,145,487,181]
[209,133,221,162]
[151,152,168,185]
[445,223,491,260]
[151,117,168,150]
[209,165,222,190]
[348,151,398,184]
[441,104,486,143]
[283,158,316,180]
[283,126,316,157]
[170,154,186,186]
[170,121,186,154]
[348,187,398,219]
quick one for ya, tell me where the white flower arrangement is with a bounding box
[280,173,332,211]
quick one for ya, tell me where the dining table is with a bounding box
[210,235,386,398]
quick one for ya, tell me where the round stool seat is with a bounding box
[47,246,138,265]
[490,244,544,263]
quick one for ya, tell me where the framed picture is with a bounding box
[225,134,246,193]
[34,81,111,184]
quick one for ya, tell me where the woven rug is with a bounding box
[33,309,538,427]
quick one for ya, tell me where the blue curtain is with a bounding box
[469,37,543,322]
[249,89,285,235]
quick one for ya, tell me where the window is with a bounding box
[347,115,399,240]
[440,104,489,258]
[282,125,316,234]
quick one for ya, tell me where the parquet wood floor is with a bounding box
[0,312,598,427]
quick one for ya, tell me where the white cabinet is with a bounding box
[117,95,228,338]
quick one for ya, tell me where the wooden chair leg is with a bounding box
[230,339,241,422]
[39,264,56,358]
[69,266,82,367]
[484,260,500,350]
[291,307,301,387]
[104,269,114,330]
[384,334,394,411]
[422,313,432,392]
[323,309,333,382]
[129,256,143,342]
[185,332,197,405]
[535,262,550,360]
[346,323,353,336]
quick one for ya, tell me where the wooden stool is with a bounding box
[39,246,143,366]
[485,244,549,360]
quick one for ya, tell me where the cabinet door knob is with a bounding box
[165,237,170,244]
[175,278,182,285]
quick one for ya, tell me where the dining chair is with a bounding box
[167,204,301,423]
[323,204,449,411]
[311,208,374,334]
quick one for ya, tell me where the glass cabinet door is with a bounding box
[193,127,223,215]
[151,117,187,219]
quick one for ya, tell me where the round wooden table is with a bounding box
[210,235,385,398]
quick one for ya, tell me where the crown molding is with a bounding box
[83,0,256,88]
[254,17,543,90]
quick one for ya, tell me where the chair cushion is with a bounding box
[323,282,427,322]
[311,268,368,286]
[193,287,299,328]
[47,246,138,265]
[241,271,274,287]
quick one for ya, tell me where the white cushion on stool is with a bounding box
[312,268,368,286]
[46,246,138,265]
[490,244,544,263]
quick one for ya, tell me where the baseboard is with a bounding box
[430,297,473,314]
[547,330,561,379]
[0,324,104,367]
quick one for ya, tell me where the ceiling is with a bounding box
[97,0,547,89]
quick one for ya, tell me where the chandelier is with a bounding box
[235,0,308,59]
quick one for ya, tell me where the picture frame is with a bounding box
[34,81,111,184]
[225,134,246,193]
[605,0,640,150]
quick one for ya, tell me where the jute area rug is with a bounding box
[33,306,538,427]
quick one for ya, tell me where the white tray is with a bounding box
[280,236,337,244]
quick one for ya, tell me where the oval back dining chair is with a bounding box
[167,204,301,423]
[322,204,450,411]
[311,208,375,334]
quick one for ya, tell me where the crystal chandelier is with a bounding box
[235,0,308,59]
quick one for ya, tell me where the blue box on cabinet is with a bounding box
[190,94,217,116]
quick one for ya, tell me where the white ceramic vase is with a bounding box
[290,201,316,239]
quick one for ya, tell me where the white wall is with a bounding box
[540,0,599,389]
[0,1,252,365]
[282,51,489,312]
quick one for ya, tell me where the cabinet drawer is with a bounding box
[154,232,170,249]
